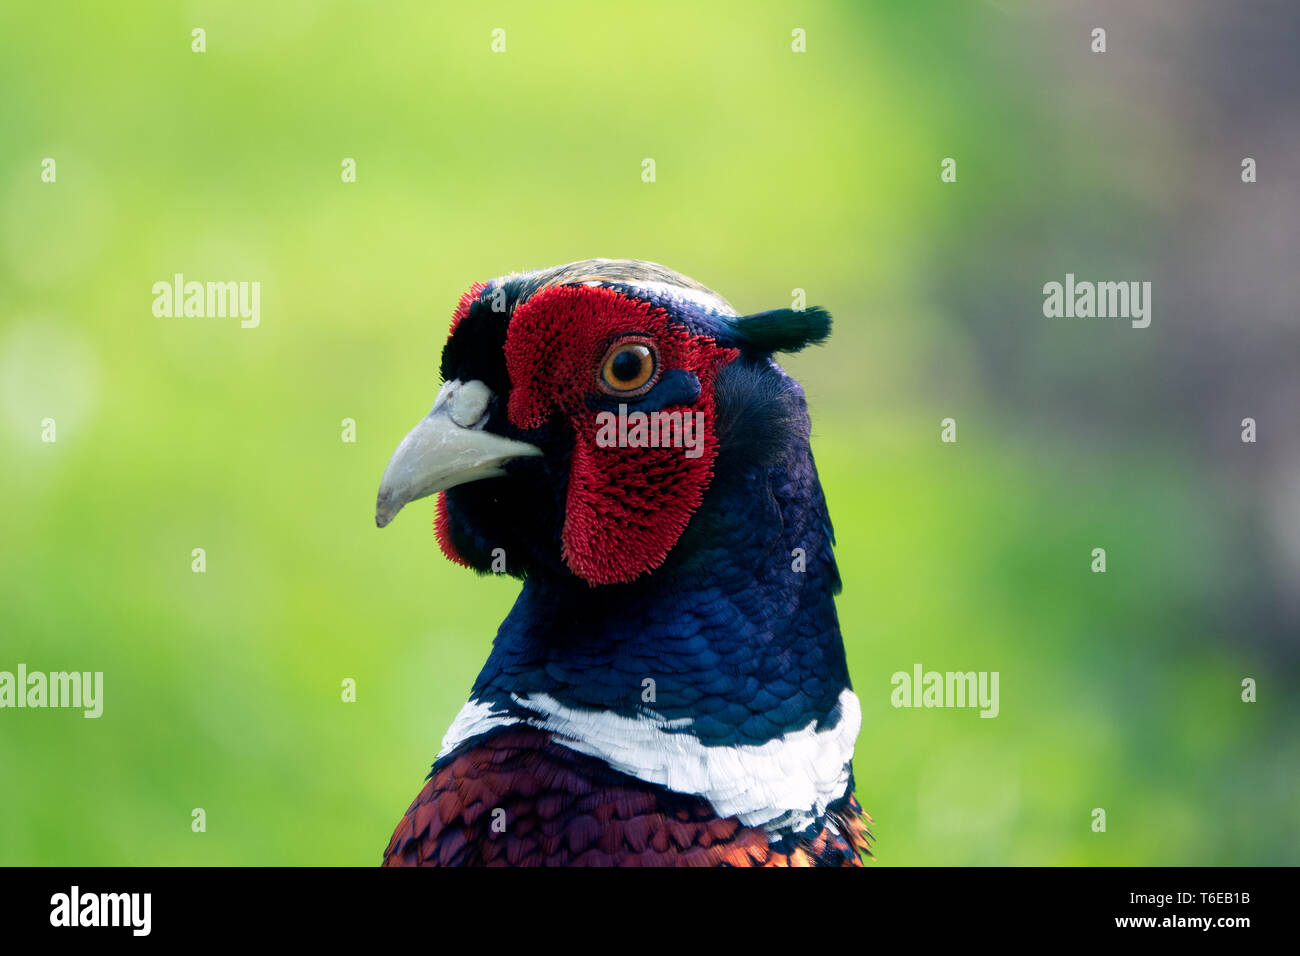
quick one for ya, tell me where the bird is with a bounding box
[376,259,870,866]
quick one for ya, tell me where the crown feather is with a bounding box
[728,307,832,354]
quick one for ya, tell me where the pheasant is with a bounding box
[376,259,870,866]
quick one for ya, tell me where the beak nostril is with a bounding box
[446,379,492,429]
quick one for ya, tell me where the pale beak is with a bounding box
[375,379,542,528]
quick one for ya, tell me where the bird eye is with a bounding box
[598,340,657,395]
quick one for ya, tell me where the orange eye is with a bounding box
[599,340,657,394]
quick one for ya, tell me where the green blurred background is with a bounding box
[2,1,1297,865]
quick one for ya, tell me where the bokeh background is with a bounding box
[1,0,1296,865]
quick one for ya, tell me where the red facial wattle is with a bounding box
[434,491,471,569]
[503,284,738,585]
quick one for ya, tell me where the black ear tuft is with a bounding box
[729,307,832,354]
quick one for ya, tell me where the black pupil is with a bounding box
[611,348,645,382]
